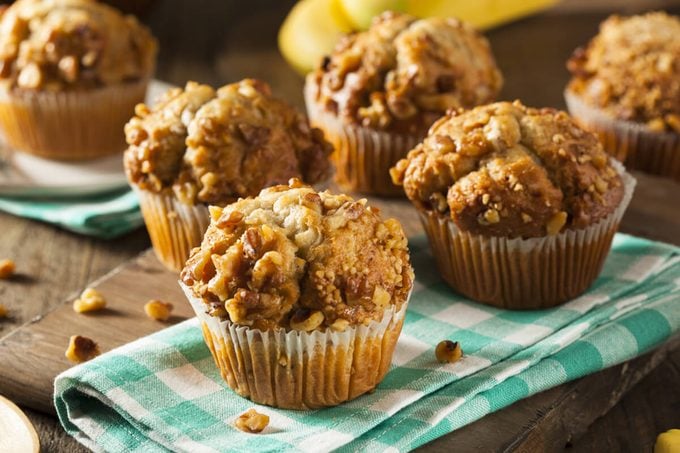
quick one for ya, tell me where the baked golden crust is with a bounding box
[308,11,502,134]
[0,0,156,90]
[391,101,624,238]
[124,80,333,205]
[181,180,413,331]
[567,12,680,133]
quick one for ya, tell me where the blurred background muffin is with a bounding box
[305,11,503,196]
[0,0,157,160]
[391,100,636,309]
[124,79,333,271]
[180,179,413,409]
[565,12,680,180]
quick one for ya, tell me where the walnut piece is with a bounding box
[235,409,269,433]
[73,288,107,313]
[144,299,173,322]
[65,335,100,364]
[435,340,463,364]
[0,259,15,279]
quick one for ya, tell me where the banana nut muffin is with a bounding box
[124,79,333,206]
[308,11,503,135]
[566,12,680,133]
[391,101,625,239]
[181,179,414,332]
[0,0,157,91]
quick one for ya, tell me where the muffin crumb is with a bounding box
[73,288,107,313]
[0,259,15,279]
[144,299,173,322]
[65,335,100,363]
[435,340,463,364]
[235,409,269,433]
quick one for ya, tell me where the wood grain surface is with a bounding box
[0,0,679,451]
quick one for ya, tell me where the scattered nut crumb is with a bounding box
[435,340,463,364]
[290,308,324,331]
[65,335,101,363]
[144,299,173,322]
[0,259,15,279]
[73,287,107,313]
[0,303,7,318]
[235,408,269,433]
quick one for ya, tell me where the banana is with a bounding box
[278,0,353,75]
[278,0,558,75]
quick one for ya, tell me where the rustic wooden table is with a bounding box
[0,1,679,451]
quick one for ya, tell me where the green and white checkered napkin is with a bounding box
[0,189,143,239]
[54,233,680,453]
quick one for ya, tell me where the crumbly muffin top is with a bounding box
[391,101,625,238]
[181,179,414,331]
[567,12,680,133]
[0,0,157,91]
[308,11,502,134]
[124,80,333,205]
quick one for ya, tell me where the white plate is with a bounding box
[0,79,174,198]
[0,394,39,453]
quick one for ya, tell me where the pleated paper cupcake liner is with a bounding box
[565,90,680,181]
[135,189,210,272]
[418,160,636,309]
[0,79,149,161]
[304,79,420,196]
[181,282,409,410]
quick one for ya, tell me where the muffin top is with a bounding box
[567,12,680,133]
[391,101,625,238]
[181,179,413,332]
[124,79,333,205]
[307,11,502,135]
[0,0,157,91]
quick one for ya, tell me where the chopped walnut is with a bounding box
[65,335,100,364]
[0,303,7,318]
[73,288,107,313]
[144,300,173,322]
[435,340,463,364]
[0,259,15,279]
[235,409,269,433]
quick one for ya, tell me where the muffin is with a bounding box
[124,79,333,272]
[565,12,680,180]
[391,101,635,309]
[179,180,414,409]
[305,11,502,196]
[0,0,157,160]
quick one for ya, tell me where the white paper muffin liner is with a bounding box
[304,77,421,196]
[180,282,409,410]
[0,79,149,160]
[135,188,210,272]
[418,159,636,309]
[565,89,680,181]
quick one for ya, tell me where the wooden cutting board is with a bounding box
[0,172,678,451]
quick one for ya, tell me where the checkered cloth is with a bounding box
[0,189,142,239]
[54,233,680,452]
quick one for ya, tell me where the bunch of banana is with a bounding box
[278,0,558,74]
